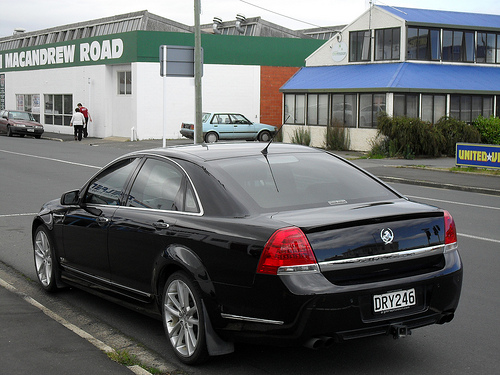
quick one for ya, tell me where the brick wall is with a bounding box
[260,66,300,126]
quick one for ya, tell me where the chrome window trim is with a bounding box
[319,244,446,272]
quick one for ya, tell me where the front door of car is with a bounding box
[61,157,141,280]
[230,114,255,139]
[107,157,200,294]
[211,114,235,139]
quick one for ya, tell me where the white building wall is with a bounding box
[2,63,262,141]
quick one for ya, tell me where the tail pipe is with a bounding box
[304,336,335,349]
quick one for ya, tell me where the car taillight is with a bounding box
[257,227,318,275]
[444,210,457,244]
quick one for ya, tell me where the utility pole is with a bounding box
[194,0,203,144]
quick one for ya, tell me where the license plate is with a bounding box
[373,288,416,313]
[27,128,34,132]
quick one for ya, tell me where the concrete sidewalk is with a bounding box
[0,280,143,375]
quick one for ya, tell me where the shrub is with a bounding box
[435,117,481,156]
[376,114,444,158]
[472,116,500,145]
[290,126,311,146]
[325,120,350,151]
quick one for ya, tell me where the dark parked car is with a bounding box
[0,110,44,138]
[32,143,462,365]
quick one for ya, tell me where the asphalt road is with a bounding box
[0,134,499,374]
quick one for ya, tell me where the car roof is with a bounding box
[130,142,325,163]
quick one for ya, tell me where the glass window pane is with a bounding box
[359,94,372,128]
[392,28,400,59]
[384,28,392,59]
[477,33,486,63]
[418,28,429,59]
[54,95,62,115]
[472,96,482,120]
[465,32,475,62]
[295,95,305,124]
[487,33,496,63]
[318,95,328,125]
[394,94,405,117]
[430,29,441,60]
[442,30,453,61]
[331,95,344,124]
[344,94,356,127]
[64,95,73,115]
[434,95,446,122]
[422,95,433,123]
[373,94,386,126]
[284,95,294,124]
[375,29,384,60]
[450,95,460,119]
[307,94,318,125]
[483,96,493,117]
[452,31,463,61]
[460,96,471,122]
[407,27,418,60]
[406,95,419,118]
[126,71,132,94]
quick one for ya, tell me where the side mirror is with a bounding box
[60,190,79,205]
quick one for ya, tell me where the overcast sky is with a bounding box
[2,0,500,38]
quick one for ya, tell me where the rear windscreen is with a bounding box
[213,153,399,211]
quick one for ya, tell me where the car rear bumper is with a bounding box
[215,250,462,346]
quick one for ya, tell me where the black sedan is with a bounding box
[0,110,44,138]
[32,142,462,365]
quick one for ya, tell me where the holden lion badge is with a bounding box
[381,228,394,244]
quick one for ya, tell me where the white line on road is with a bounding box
[0,149,101,169]
[406,195,500,211]
[458,233,500,244]
[0,213,37,218]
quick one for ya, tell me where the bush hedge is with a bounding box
[472,116,500,145]
[374,114,481,158]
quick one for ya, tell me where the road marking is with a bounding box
[459,233,500,244]
[0,213,37,218]
[406,195,500,211]
[0,149,101,169]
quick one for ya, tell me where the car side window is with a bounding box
[127,158,193,212]
[84,158,140,205]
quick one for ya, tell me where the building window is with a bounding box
[349,30,371,62]
[477,32,499,63]
[421,94,446,123]
[306,94,328,125]
[359,94,386,128]
[284,94,305,124]
[375,28,400,60]
[16,94,41,122]
[118,71,132,95]
[450,95,493,122]
[44,94,73,126]
[442,30,475,62]
[394,94,419,118]
[407,27,441,61]
[331,94,357,128]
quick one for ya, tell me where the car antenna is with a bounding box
[261,116,288,157]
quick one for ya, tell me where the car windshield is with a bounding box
[9,111,34,121]
[213,152,399,211]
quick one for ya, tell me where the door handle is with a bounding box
[153,220,170,229]
[96,216,110,225]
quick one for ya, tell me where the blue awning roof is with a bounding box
[280,63,500,94]
[377,5,500,30]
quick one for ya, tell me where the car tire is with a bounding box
[7,126,13,137]
[33,226,58,292]
[162,271,209,365]
[204,132,218,143]
[258,130,271,142]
